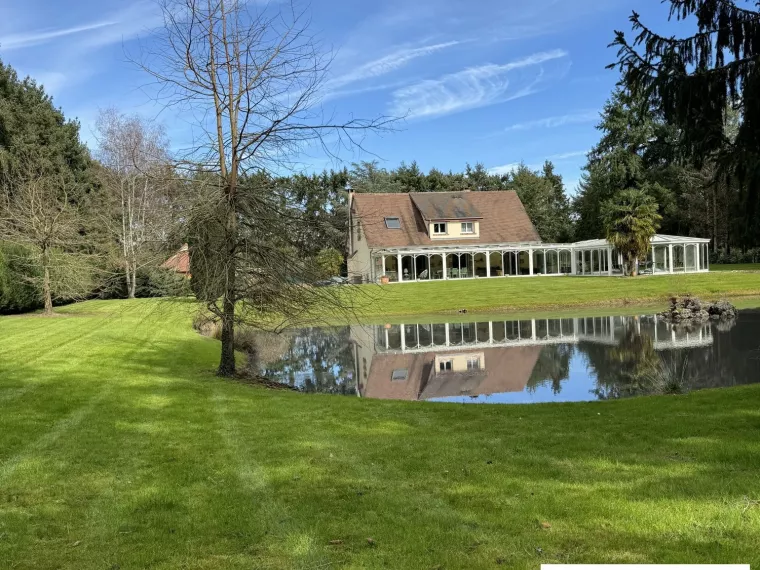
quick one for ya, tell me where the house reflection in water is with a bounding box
[350,316,714,401]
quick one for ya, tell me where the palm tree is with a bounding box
[602,188,662,276]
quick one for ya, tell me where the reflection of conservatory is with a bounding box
[347,191,710,283]
[369,315,714,354]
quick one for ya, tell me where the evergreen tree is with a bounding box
[574,89,678,240]
[510,163,573,243]
[611,0,760,249]
[0,60,91,191]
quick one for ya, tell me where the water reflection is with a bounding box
[256,310,760,404]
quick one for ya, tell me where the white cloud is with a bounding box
[0,1,160,53]
[504,110,598,132]
[328,41,461,90]
[389,49,569,119]
[0,21,116,50]
[487,163,522,175]
[546,149,589,161]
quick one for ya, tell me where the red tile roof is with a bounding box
[351,191,540,248]
[161,244,191,275]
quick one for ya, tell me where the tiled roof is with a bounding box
[360,346,541,401]
[410,192,483,220]
[161,244,190,275]
[351,191,541,248]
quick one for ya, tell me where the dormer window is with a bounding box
[461,222,474,234]
[433,222,448,235]
[385,217,401,229]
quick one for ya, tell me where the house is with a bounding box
[347,190,711,283]
[161,244,191,277]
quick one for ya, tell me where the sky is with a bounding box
[0,0,687,193]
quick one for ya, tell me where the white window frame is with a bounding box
[439,359,453,371]
[466,357,480,370]
[461,222,474,234]
[433,222,448,235]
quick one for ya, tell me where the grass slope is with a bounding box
[1,299,760,569]
[345,272,760,318]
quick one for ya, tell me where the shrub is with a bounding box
[710,248,760,265]
[97,267,192,299]
[315,247,344,277]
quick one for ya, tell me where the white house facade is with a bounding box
[347,191,710,284]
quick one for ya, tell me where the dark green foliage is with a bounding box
[0,59,91,190]
[512,162,574,242]
[575,89,680,240]
[0,242,41,314]
[610,0,760,249]
[96,266,191,299]
[276,169,350,256]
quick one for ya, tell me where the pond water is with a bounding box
[255,309,760,404]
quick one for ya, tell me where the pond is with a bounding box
[254,309,760,404]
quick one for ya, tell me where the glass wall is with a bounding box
[653,246,669,273]
[685,244,697,272]
[533,250,546,275]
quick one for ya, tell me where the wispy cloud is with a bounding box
[329,41,462,90]
[389,49,569,119]
[487,162,522,176]
[0,1,160,53]
[503,110,598,132]
[0,21,116,50]
[546,149,589,160]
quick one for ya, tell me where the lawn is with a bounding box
[712,263,760,272]
[343,271,760,318]
[1,299,760,569]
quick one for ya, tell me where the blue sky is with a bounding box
[0,0,683,192]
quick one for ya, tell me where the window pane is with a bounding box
[384,217,401,229]
[391,369,408,381]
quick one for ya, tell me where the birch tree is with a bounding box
[95,109,171,299]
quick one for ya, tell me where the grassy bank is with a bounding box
[344,271,760,318]
[1,299,760,569]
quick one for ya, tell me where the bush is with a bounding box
[97,266,192,299]
[710,248,760,265]
[0,243,42,314]
[315,247,344,277]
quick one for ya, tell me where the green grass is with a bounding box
[2,299,760,569]
[344,271,760,318]
[712,263,760,272]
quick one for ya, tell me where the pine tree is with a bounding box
[610,0,760,248]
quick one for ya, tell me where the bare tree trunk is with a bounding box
[129,260,137,299]
[42,246,53,316]
[218,197,237,376]
[125,261,132,298]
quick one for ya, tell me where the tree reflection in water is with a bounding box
[257,327,356,394]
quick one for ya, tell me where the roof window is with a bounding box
[384,217,401,229]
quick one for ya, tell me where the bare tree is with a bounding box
[135,0,392,376]
[95,108,174,298]
[0,162,92,315]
